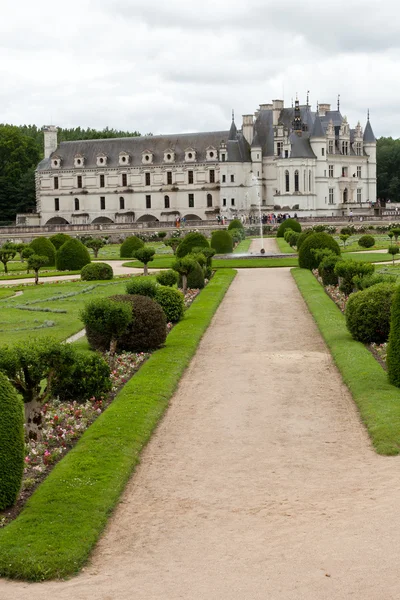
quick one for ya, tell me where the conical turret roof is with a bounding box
[363,119,376,143]
[311,113,325,138]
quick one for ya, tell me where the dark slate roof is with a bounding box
[37,130,250,170]
[363,120,376,143]
[289,132,316,158]
[253,107,316,158]
[251,130,262,147]
[228,120,238,140]
[253,109,274,155]
[320,110,343,127]
[311,113,325,137]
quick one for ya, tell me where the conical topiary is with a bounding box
[0,372,24,510]
[49,233,71,250]
[29,237,56,266]
[176,233,209,258]
[56,238,91,271]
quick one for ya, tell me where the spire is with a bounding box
[311,113,325,138]
[363,112,376,143]
[306,90,310,108]
[292,99,303,134]
[228,110,237,140]
[337,94,340,111]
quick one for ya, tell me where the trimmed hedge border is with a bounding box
[292,268,400,456]
[0,269,236,581]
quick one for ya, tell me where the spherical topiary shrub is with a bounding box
[358,235,375,248]
[289,232,300,248]
[176,232,209,258]
[228,228,242,244]
[156,269,179,287]
[298,232,341,270]
[296,229,313,250]
[49,233,71,250]
[228,218,244,231]
[155,286,185,322]
[187,261,205,289]
[50,351,112,403]
[387,285,400,387]
[346,283,396,344]
[277,218,301,238]
[56,238,91,271]
[318,254,342,286]
[120,236,144,258]
[30,237,56,266]
[284,228,294,243]
[81,262,113,281]
[110,294,167,352]
[126,276,157,297]
[0,371,24,510]
[211,230,233,254]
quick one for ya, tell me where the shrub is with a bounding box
[312,224,326,233]
[133,247,156,275]
[346,283,396,344]
[81,262,113,281]
[228,228,243,244]
[228,218,244,231]
[187,261,205,289]
[298,232,340,270]
[283,228,294,243]
[388,245,399,264]
[176,232,209,258]
[56,238,91,271]
[334,260,375,295]
[30,237,56,266]
[211,230,233,254]
[49,233,71,250]
[110,294,166,352]
[120,236,144,258]
[391,228,400,242]
[172,257,197,294]
[157,231,167,239]
[353,273,396,291]
[155,286,185,322]
[318,254,342,286]
[358,235,375,248]
[0,372,24,510]
[80,297,133,354]
[156,269,179,287]
[296,229,313,250]
[192,246,215,268]
[340,226,354,236]
[277,218,301,238]
[289,231,300,247]
[27,254,49,285]
[50,351,112,402]
[126,276,157,297]
[387,286,400,386]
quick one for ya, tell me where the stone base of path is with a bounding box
[3,267,400,599]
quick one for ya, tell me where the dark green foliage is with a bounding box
[187,261,205,289]
[120,236,144,258]
[192,246,215,267]
[56,238,91,271]
[50,352,111,402]
[358,235,375,248]
[0,245,17,274]
[312,224,326,232]
[387,286,400,386]
[283,228,294,243]
[334,261,375,295]
[157,231,167,239]
[340,226,354,236]
[80,297,133,354]
[353,273,396,291]
[85,238,106,258]
[0,372,24,510]
[156,269,179,287]
[346,283,396,343]
[110,295,167,352]
[388,245,399,264]
[191,251,206,268]
[228,228,243,244]
[126,276,157,297]
[228,218,244,230]
[133,247,156,275]
[277,218,301,238]
[318,254,342,286]
[298,232,341,270]
[81,262,113,281]
[211,230,233,254]
[164,239,180,254]
[296,229,313,250]
[155,286,185,322]
[289,232,300,247]
[176,232,209,258]
[27,254,49,284]
[29,237,56,267]
[391,228,400,242]
[49,233,71,250]
[172,257,197,293]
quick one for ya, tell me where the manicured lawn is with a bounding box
[95,241,173,260]
[275,237,295,253]
[338,234,394,253]
[342,252,400,263]
[233,239,252,253]
[124,256,299,269]
[0,269,236,581]
[292,268,400,456]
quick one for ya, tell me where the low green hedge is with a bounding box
[81,262,113,281]
[0,269,236,581]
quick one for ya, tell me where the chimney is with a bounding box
[43,126,58,159]
[318,104,331,117]
[259,103,273,111]
[242,114,254,145]
[272,99,284,125]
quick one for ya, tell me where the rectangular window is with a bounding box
[357,166,362,178]
[277,141,283,156]
[188,170,194,184]
[188,193,194,208]
[54,176,59,190]
[357,188,362,203]
[284,150,289,158]
[329,188,334,205]
[230,174,235,183]
[231,198,235,206]
[322,147,325,156]
[328,140,334,154]
[74,198,79,211]
[164,196,170,209]
[356,142,362,156]
[209,169,215,183]
[146,194,151,209]
[329,165,334,178]
[54,198,59,211]
[221,154,226,162]
[119,197,125,210]
[145,172,151,186]
[77,175,82,188]
[222,174,226,183]
[223,198,226,206]
[342,166,348,177]
[122,173,127,187]
[167,171,172,185]
[100,174,105,187]
[342,141,349,155]
[100,196,105,210]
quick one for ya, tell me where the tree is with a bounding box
[391,228,400,243]
[21,246,34,272]
[388,245,399,265]
[27,254,49,284]
[85,238,106,258]
[80,298,132,356]
[339,234,350,248]
[165,239,181,254]
[172,257,196,294]
[0,244,17,274]
[133,247,156,276]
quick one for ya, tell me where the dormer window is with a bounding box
[51,155,61,169]
[185,148,196,162]
[206,146,217,161]
[119,152,130,166]
[142,150,153,164]
[96,153,107,167]
[74,154,85,168]
[163,148,175,163]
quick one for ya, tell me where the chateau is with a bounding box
[28,98,377,226]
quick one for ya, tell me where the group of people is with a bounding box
[174,216,186,228]
[216,213,297,226]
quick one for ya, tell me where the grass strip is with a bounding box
[124,256,298,269]
[292,268,400,456]
[275,237,295,253]
[0,269,236,581]
[0,270,81,281]
[343,252,400,263]
[233,238,252,253]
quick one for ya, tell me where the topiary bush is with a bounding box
[0,372,24,510]
[56,238,91,271]
[277,218,301,238]
[156,269,179,287]
[298,232,340,270]
[179,261,205,289]
[289,232,300,248]
[120,236,144,258]
[296,229,313,250]
[29,237,56,267]
[358,235,375,248]
[176,232,209,258]
[111,295,167,352]
[345,283,396,344]
[353,273,396,291]
[81,262,113,281]
[50,351,112,402]
[155,286,185,322]
[387,285,400,386]
[228,228,243,244]
[228,218,244,231]
[80,297,133,355]
[334,260,374,295]
[283,228,294,243]
[318,253,342,286]
[126,276,157,297]
[49,233,71,250]
[211,230,233,254]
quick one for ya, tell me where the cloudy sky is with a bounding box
[1,0,398,138]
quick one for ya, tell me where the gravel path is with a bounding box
[2,268,400,599]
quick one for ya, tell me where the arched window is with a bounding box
[164,195,170,209]
[285,170,290,192]
[294,170,299,192]
[74,198,79,211]
[207,193,212,207]
[309,170,312,192]
[119,197,125,210]
[303,171,306,192]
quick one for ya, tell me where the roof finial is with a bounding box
[306,90,310,107]
[316,100,319,114]
[296,91,298,101]
[337,94,340,111]
[367,108,370,121]
[232,109,235,122]
[291,97,293,108]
